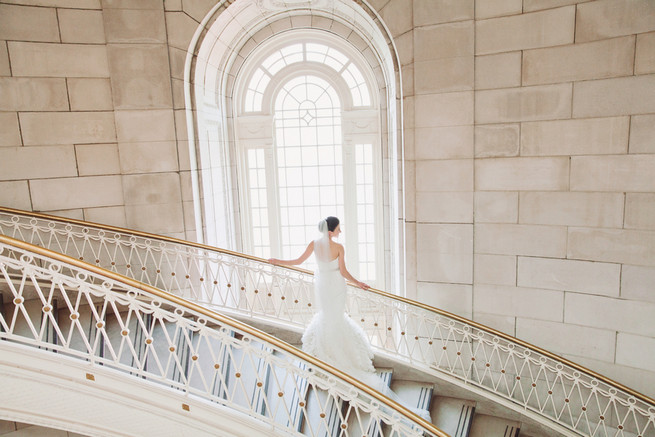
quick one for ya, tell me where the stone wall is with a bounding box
[0,0,653,396]
[390,0,655,396]
[0,0,191,238]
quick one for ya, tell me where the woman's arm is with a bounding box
[268,241,314,266]
[337,244,370,290]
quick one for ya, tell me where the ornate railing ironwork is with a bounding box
[0,235,445,437]
[1,207,654,437]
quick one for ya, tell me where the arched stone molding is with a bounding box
[183,0,406,292]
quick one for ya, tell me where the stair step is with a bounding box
[389,379,434,412]
[430,396,475,437]
[0,420,87,437]
[468,414,521,437]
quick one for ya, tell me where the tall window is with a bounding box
[236,35,382,286]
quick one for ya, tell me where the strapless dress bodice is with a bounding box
[316,257,339,272]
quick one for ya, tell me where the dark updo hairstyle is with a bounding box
[325,216,340,232]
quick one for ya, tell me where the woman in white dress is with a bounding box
[268,216,432,421]
[268,216,374,376]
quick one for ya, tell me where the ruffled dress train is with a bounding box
[301,258,431,422]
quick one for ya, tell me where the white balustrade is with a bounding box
[0,236,444,437]
[1,207,654,437]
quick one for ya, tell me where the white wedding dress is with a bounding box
[301,239,432,422]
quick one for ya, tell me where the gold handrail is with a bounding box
[1,206,653,406]
[0,233,448,437]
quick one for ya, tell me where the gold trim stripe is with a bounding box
[0,233,448,437]
[1,206,653,406]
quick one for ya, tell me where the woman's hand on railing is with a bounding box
[355,280,370,290]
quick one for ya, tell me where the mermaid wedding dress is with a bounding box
[301,236,431,422]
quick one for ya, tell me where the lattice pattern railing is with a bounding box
[0,236,445,437]
[1,207,654,437]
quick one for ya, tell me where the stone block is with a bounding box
[473,254,516,286]
[75,143,120,176]
[414,0,474,26]
[474,124,519,158]
[523,0,591,12]
[571,155,655,192]
[475,83,572,123]
[10,1,101,7]
[475,6,575,55]
[68,78,113,111]
[416,223,473,284]
[0,146,77,180]
[475,157,569,191]
[521,117,629,156]
[475,223,567,257]
[0,41,10,76]
[104,9,166,43]
[616,333,655,372]
[417,282,473,319]
[166,12,198,53]
[0,113,21,147]
[475,0,522,20]
[102,0,163,9]
[415,126,474,160]
[576,0,655,42]
[395,31,413,66]
[115,110,175,142]
[473,284,564,322]
[473,313,516,336]
[625,193,655,231]
[475,52,521,90]
[0,180,31,210]
[565,292,655,337]
[8,42,109,77]
[474,191,518,224]
[415,92,474,127]
[20,112,116,146]
[405,161,416,222]
[0,4,59,42]
[125,202,185,235]
[379,0,412,37]
[122,173,182,205]
[415,192,473,223]
[414,57,474,93]
[519,192,624,228]
[414,21,474,61]
[118,141,179,174]
[516,318,615,362]
[43,209,84,220]
[83,205,127,228]
[30,175,123,211]
[416,159,473,192]
[0,77,68,111]
[518,257,620,297]
[629,114,655,154]
[568,227,655,266]
[523,36,635,86]
[107,44,173,109]
[563,354,655,400]
[622,265,655,304]
[58,9,105,43]
[636,32,655,75]
[573,74,655,118]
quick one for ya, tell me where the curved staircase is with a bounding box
[0,207,653,437]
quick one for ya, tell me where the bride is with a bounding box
[268,216,431,421]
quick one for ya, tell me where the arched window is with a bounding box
[235,31,383,285]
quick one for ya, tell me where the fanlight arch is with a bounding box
[184,0,406,292]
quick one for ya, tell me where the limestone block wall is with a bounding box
[389,0,655,397]
[0,0,191,239]
[0,0,654,398]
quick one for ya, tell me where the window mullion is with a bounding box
[342,139,359,278]
[265,145,282,258]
